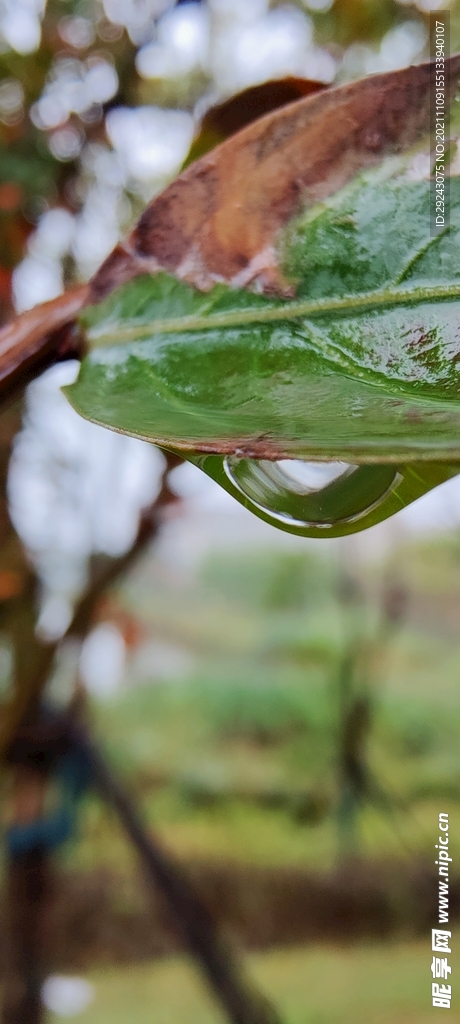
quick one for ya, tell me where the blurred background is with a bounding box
[1,0,460,1021]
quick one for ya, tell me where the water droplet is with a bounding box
[223,456,399,530]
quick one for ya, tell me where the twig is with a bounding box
[1,848,49,1024]
[0,286,87,401]
[78,727,282,1024]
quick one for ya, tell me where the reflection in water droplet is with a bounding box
[223,456,400,530]
[276,460,355,491]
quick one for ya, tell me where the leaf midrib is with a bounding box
[86,280,460,348]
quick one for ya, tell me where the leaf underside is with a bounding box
[67,172,460,464]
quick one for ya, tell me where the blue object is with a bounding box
[5,743,93,857]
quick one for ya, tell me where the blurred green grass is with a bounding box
[50,935,460,1024]
[63,536,460,875]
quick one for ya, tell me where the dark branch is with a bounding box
[0,287,87,404]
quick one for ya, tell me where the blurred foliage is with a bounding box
[201,549,337,610]
[58,534,460,875]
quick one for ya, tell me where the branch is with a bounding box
[79,728,282,1024]
[0,286,87,401]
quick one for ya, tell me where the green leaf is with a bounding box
[65,172,460,537]
[70,174,460,458]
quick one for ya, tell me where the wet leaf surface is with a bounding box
[69,175,460,464]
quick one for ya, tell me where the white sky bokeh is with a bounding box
[8,362,163,637]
